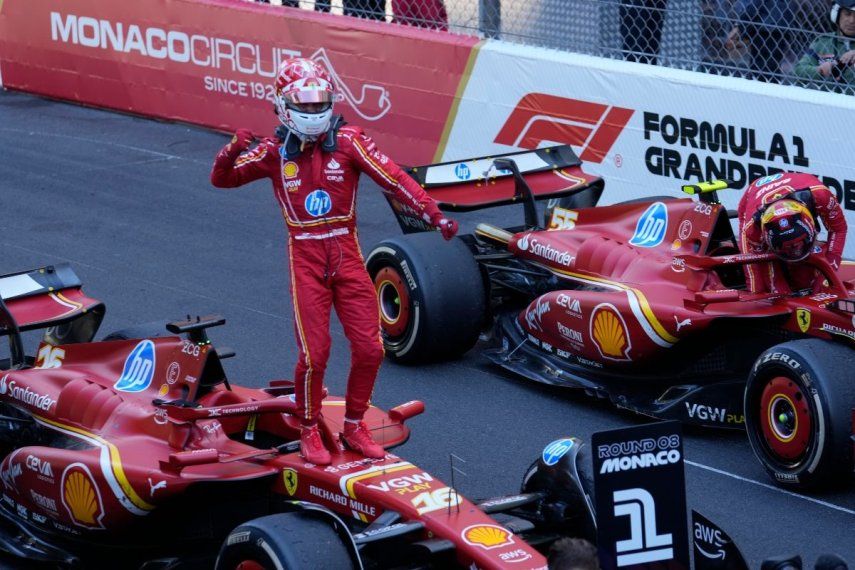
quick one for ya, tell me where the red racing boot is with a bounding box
[341,420,385,459]
[300,425,331,465]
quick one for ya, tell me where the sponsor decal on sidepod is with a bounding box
[0,375,56,411]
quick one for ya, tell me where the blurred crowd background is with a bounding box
[254,0,855,95]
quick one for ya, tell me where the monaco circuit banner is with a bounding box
[442,42,855,257]
[0,0,478,165]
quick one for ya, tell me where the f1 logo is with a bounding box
[494,93,634,163]
[613,488,673,566]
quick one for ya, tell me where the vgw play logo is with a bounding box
[629,202,668,248]
[115,340,156,393]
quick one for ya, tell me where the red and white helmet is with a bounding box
[274,58,335,139]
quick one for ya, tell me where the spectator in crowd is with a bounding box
[620,0,668,64]
[725,0,794,81]
[392,0,448,30]
[702,0,750,73]
[548,538,600,570]
[794,0,855,86]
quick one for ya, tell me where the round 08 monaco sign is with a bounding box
[592,421,690,570]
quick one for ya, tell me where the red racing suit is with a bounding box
[737,172,847,293]
[211,122,442,424]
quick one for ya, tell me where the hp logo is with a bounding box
[454,163,471,180]
[542,438,574,467]
[115,340,156,393]
[305,189,332,217]
[629,202,668,248]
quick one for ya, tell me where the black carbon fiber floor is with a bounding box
[1,89,853,568]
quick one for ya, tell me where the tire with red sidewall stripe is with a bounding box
[366,233,486,364]
[215,512,355,570]
[744,339,855,488]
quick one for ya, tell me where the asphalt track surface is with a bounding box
[1,89,853,568]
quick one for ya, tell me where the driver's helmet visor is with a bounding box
[280,85,333,114]
[774,234,813,261]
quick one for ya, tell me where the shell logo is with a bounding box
[462,524,514,550]
[61,464,105,529]
[283,161,299,179]
[590,304,632,361]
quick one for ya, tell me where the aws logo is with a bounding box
[495,94,634,163]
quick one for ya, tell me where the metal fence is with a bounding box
[262,0,855,96]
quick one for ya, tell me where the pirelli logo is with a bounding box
[495,93,634,163]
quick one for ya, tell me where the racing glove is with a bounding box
[431,213,458,240]
[226,129,254,158]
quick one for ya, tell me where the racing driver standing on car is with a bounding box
[737,172,847,294]
[210,58,458,465]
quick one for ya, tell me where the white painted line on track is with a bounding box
[686,460,855,516]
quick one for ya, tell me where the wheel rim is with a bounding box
[373,267,410,338]
[235,561,266,570]
[759,376,813,462]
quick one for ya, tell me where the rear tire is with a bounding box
[215,512,355,570]
[745,339,855,488]
[366,233,486,364]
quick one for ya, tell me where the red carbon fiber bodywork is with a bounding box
[510,198,855,367]
[0,294,547,568]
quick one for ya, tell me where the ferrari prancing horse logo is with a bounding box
[283,469,298,496]
[796,309,811,333]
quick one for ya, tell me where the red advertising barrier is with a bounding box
[0,0,478,164]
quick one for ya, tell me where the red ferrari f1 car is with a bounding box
[0,264,596,568]
[366,145,855,488]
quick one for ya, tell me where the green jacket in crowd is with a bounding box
[794,34,855,86]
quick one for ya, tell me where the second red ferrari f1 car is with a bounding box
[366,145,855,488]
[0,264,596,568]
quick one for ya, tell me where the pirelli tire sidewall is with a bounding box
[215,512,355,570]
[745,339,855,488]
[366,233,486,364]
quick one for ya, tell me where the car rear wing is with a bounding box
[0,264,104,367]
[387,145,604,233]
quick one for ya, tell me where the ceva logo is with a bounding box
[629,202,668,248]
[494,93,634,163]
[115,340,156,393]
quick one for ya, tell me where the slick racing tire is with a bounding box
[366,233,486,364]
[101,321,170,341]
[216,512,356,570]
[745,339,855,488]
